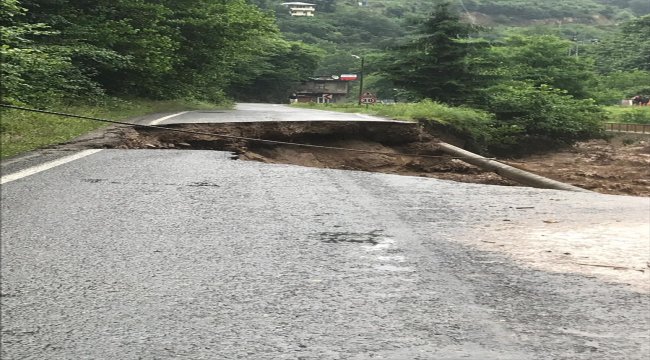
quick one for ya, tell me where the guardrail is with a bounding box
[603,123,650,134]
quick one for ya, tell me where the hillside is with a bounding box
[245,0,650,159]
[255,1,650,52]
[249,0,649,100]
[356,0,649,20]
[257,0,649,44]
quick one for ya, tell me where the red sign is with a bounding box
[340,74,358,81]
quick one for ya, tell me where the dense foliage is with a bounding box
[1,0,320,105]
[381,3,485,105]
[478,82,606,155]
[2,0,649,156]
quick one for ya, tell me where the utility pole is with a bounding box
[572,33,579,58]
[352,55,364,105]
[358,57,365,106]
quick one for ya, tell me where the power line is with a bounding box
[0,103,494,160]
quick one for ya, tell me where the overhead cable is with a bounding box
[0,104,494,160]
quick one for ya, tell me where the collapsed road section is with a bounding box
[62,119,599,188]
[48,114,649,196]
[75,120,517,187]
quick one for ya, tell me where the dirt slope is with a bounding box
[505,135,650,197]
[60,122,650,197]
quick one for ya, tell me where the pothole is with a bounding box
[71,121,517,186]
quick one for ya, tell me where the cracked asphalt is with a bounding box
[2,148,649,359]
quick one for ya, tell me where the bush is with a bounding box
[294,87,607,157]
[620,109,650,124]
[478,82,606,155]
[294,100,496,151]
[0,98,223,158]
[382,100,495,151]
[609,107,650,124]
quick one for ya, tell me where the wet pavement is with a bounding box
[157,103,401,124]
[2,149,648,359]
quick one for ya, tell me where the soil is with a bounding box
[503,135,650,197]
[62,121,650,197]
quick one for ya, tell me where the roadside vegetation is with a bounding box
[2,0,649,157]
[273,0,648,155]
[296,93,605,156]
[604,106,650,124]
[0,99,216,158]
[0,0,319,156]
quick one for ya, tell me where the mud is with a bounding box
[87,121,516,187]
[63,121,650,196]
[504,135,650,197]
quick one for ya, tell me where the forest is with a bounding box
[1,0,649,155]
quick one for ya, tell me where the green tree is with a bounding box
[594,15,650,73]
[9,0,295,103]
[480,82,605,155]
[328,7,403,47]
[1,0,102,105]
[18,0,179,98]
[589,70,650,104]
[279,16,343,45]
[314,0,337,13]
[228,40,322,102]
[380,2,485,104]
[156,0,268,101]
[483,34,596,98]
[629,0,650,15]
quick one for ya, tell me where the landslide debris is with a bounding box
[59,121,650,196]
[80,121,516,186]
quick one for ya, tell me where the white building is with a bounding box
[282,2,316,17]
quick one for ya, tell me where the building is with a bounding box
[281,2,316,17]
[293,76,350,103]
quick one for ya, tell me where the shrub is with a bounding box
[620,108,650,124]
[386,100,495,151]
[478,82,606,155]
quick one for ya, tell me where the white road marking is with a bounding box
[1,149,103,184]
[2,112,191,185]
[149,111,189,125]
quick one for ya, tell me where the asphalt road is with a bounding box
[155,103,398,124]
[1,104,649,359]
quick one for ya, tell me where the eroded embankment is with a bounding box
[76,121,516,186]
[56,120,650,196]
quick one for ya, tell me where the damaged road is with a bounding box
[43,104,649,196]
[2,104,649,359]
[4,103,649,196]
[61,120,517,187]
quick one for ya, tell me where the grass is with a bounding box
[603,106,650,124]
[293,100,495,142]
[294,100,493,125]
[0,98,228,158]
